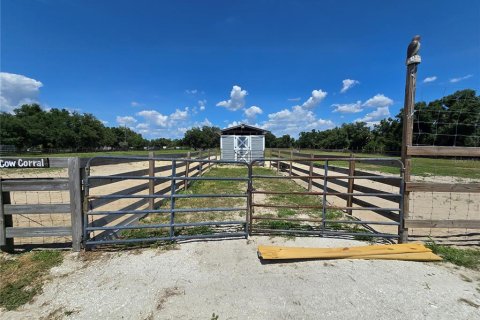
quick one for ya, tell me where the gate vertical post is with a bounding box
[68,157,82,251]
[184,151,190,191]
[400,36,421,243]
[170,160,177,238]
[0,180,14,253]
[308,153,314,191]
[247,163,253,237]
[198,150,203,174]
[148,151,155,210]
[347,153,355,215]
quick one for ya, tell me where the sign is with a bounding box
[0,158,50,169]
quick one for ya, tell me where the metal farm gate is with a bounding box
[249,157,405,241]
[82,156,404,248]
[83,156,250,247]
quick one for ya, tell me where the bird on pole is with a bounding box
[406,35,421,64]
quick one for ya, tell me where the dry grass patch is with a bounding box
[0,251,63,310]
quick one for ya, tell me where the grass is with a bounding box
[268,148,480,180]
[0,251,63,310]
[426,240,480,270]
[120,165,376,243]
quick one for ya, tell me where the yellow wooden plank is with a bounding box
[351,252,442,261]
[258,243,431,260]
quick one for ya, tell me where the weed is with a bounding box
[0,251,63,310]
[211,313,220,320]
[426,240,480,270]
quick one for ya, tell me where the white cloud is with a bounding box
[340,79,359,93]
[423,76,437,83]
[287,97,301,102]
[362,94,393,108]
[169,108,188,121]
[355,106,390,123]
[116,116,137,127]
[0,72,43,113]
[216,85,248,111]
[244,105,263,118]
[194,118,213,127]
[185,89,198,95]
[261,105,334,137]
[198,99,206,111]
[332,101,363,113]
[450,74,473,83]
[137,110,168,127]
[100,120,109,125]
[301,89,327,109]
[131,101,143,107]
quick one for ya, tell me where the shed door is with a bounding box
[234,136,251,162]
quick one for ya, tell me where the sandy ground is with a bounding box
[280,161,480,244]
[1,236,480,320]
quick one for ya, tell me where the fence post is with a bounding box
[308,153,314,191]
[276,149,280,174]
[68,157,82,252]
[208,149,211,170]
[347,153,355,215]
[148,152,155,210]
[289,150,293,176]
[400,36,420,243]
[198,150,203,175]
[184,151,190,191]
[0,180,14,253]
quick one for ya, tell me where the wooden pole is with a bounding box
[308,153,314,191]
[0,180,14,253]
[68,158,83,251]
[148,152,155,210]
[198,150,203,175]
[400,36,421,243]
[347,153,355,215]
[276,149,280,174]
[289,150,293,176]
[207,149,211,170]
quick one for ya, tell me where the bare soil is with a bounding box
[1,237,479,320]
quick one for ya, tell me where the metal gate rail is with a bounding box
[83,156,250,247]
[250,157,405,240]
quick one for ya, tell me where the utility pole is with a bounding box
[400,35,421,243]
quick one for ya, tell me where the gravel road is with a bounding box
[2,237,479,320]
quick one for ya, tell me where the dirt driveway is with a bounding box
[2,237,479,320]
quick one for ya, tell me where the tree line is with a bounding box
[1,89,478,153]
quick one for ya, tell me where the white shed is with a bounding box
[220,124,267,162]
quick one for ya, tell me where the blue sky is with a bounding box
[1,0,479,138]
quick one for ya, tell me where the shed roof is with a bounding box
[221,123,268,135]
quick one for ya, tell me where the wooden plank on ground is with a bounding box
[258,243,431,260]
[349,252,442,261]
[407,146,480,157]
[406,182,480,193]
[405,219,480,229]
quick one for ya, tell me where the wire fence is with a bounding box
[1,167,72,246]
[408,87,480,245]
